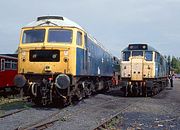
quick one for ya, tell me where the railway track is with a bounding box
[0,108,28,119]
[0,93,145,130]
[46,95,144,130]
[93,99,145,130]
[14,96,125,130]
[15,110,60,130]
[1,82,179,130]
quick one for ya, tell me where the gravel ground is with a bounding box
[47,95,140,130]
[1,80,180,130]
[106,79,180,130]
[0,107,60,130]
[0,93,140,130]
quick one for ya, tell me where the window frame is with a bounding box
[132,51,143,57]
[12,62,17,70]
[5,60,12,70]
[22,29,46,44]
[122,51,131,61]
[76,31,83,46]
[47,29,73,43]
[155,52,160,62]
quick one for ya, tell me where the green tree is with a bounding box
[171,56,180,73]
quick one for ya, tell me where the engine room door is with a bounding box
[131,58,143,81]
[83,34,88,74]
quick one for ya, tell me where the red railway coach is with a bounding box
[0,54,18,92]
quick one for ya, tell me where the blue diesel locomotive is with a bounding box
[120,44,169,96]
[14,16,119,105]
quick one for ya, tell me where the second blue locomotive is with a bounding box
[121,44,169,96]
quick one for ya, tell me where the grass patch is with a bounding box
[98,115,123,130]
[0,100,31,111]
[0,111,5,117]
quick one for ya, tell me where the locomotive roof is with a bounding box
[122,44,158,52]
[0,54,18,60]
[23,16,112,57]
[24,16,84,30]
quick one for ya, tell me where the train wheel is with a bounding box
[75,83,85,101]
[146,81,154,97]
[19,88,24,98]
[64,95,72,106]
[152,87,159,96]
[84,85,92,97]
[121,81,128,97]
[142,85,147,97]
[132,85,139,96]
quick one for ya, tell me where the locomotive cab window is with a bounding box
[76,31,82,46]
[122,51,130,61]
[22,29,45,43]
[48,29,72,43]
[132,51,143,56]
[145,51,153,61]
[155,52,160,62]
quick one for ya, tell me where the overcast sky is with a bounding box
[0,0,180,57]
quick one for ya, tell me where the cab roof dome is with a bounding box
[23,16,112,56]
[24,16,84,30]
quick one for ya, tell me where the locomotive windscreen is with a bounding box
[128,44,148,50]
[22,29,45,43]
[29,50,60,62]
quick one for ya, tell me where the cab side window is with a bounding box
[76,31,82,46]
[155,52,160,62]
[123,51,130,61]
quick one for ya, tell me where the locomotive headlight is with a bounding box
[22,51,26,56]
[64,50,69,56]
[52,54,57,59]
[142,45,146,49]
[32,54,37,58]
[55,74,70,89]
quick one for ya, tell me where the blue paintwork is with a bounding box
[76,39,114,77]
[154,60,169,78]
